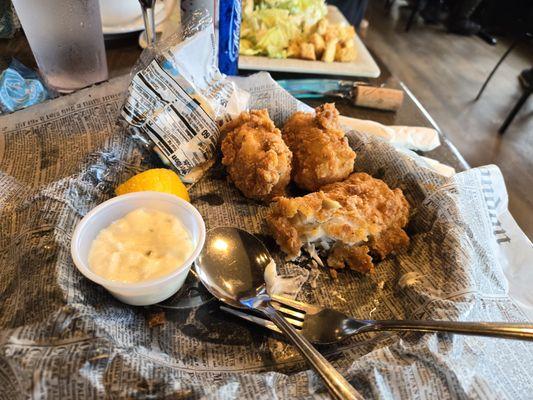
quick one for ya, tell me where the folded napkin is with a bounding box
[339,115,441,152]
[339,115,455,176]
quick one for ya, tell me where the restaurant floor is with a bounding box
[364,1,533,240]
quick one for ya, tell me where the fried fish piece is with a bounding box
[267,172,410,273]
[221,110,292,201]
[282,103,356,191]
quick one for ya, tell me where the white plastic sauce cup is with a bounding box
[71,191,206,306]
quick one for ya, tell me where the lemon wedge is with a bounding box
[115,168,190,202]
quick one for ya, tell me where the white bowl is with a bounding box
[99,0,143,27]
[71,191,206,306]
[99,0,174,34]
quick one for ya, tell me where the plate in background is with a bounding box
[100,0,175,35]
[238,6,380,78]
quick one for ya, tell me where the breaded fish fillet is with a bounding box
[282,103,356,191]
[221,110,292,201]
[267,173,410,273]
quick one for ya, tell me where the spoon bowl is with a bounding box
[195,227,271,308]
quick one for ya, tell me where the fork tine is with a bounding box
[220,306,282,334]
[220,305,304,329]
[282,316,304,327]
[271,302,306,320]
[271,294,322,314]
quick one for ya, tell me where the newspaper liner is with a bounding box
[1,72,532,398]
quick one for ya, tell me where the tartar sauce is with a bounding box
[88,208,193,283]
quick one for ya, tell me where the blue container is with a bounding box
[218,0,241,76]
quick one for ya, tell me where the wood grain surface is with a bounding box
[364,1,533,239]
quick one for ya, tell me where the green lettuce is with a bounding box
[240,0,327,58]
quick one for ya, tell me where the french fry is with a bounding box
[300,42,316,60]
[335,45,357,62]
[324,25,341,42]
[339,25,356,41]
[309,33,326,58]
[342,37,355,49]
[317,18,329,35]
[287,40,301,58]
[335,42,343,61]
[322,38,338,63]
[302,22,315,36]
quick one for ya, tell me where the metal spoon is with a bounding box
[138,0,157,46]
[195,227,362,400]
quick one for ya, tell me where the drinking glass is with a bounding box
[11,0,108,92]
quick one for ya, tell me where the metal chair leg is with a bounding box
[498,89,531,134]
[405,0,425,32]
[475,39,519,101]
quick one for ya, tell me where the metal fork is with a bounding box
[221,294,533,345]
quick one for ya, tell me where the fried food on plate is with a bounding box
[267,172,410,273]
[287,39,302,58]
[309,33,326,58]
[317,18,328,35]
[321,38,339,63]
[221,109,292,201]
[283,18,358,63]
[335,41,357,63]
[300,42,317,60]
[312,19,357,63]
[282,103,356,191]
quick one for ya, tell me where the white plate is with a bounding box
[101,0,174,35]
[238,6,380,78]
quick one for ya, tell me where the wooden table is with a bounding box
[1,31,468,171]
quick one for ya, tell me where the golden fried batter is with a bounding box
[221,110,292,201]
[267,172,410,273]
[282,103,356,191]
